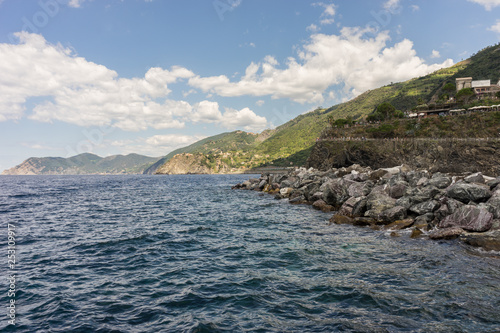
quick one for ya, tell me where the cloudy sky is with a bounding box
[1,0,499,170]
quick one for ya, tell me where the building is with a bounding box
[456,77,472,91]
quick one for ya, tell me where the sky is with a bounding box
[1,0,500,171]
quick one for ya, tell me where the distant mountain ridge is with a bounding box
[2,153,160,175]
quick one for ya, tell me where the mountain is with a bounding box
[152,43,500,174]
[2,153,160,175]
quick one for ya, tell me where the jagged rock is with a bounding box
[351,197,368,217]
[338,196,365,216]
[395,196,413,210]
[429,175,452,189]
[348,181,374,198]
[330,214,354,225]
[446,182,492,203]
[429,227,465,240]
[439,205,493,232]
[409,200,440,215]
[384,218,414,230]
[353,217,377,227]
[486,177,500,190]
[464,172,485,184]
[310,192,324,202]
[280,177,298,188]
[321,179,349,207]
[413,214,433,231]
[460,230,500,251]
[365,192,397,219]
[379,206,408,223]
[369,169,388,181]
[312,200,334,212]
[486,190,500,219]
[389,183,408,199]
[416,177,429,187]
[280,187,294,197]
[289,195,306,204]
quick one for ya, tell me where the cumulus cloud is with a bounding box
[145,134,204,148]
[383,0,401,10]
[190,101,268,132]
[430,50,441,58]
[489,20,500,34]
[467,0,500,10]
[0,32,202,131]
[313,2,336,25]
[307,24,320,33]
[188,27,454,103]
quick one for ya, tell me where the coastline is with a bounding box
[233,165,500,253]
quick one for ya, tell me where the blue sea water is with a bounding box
[0,175,499,333]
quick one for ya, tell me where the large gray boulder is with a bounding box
[409,200,440,216]
[429,174,452,189]
[365,192,397,220]
[446,182,492,203]
[460,230,500,251]
[439,205,493,232]
[338,196,366,217]
[321,179,350,207]
[429,227,465,240]
[464,172,485,184]
[379,206,408,223]
[348,181,374,198]
[486,190,500,219]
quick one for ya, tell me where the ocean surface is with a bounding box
[1,175,499,333]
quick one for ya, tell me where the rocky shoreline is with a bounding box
[233,165,500,253]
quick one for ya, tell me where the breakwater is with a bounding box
[233,165,500,252]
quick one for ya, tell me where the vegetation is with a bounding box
[151,43,500,172]
[456,88,475,103]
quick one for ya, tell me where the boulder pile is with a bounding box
[233,165,500,252]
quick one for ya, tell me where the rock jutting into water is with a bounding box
[232,165,500,252]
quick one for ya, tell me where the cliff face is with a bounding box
[154,153,239,175]
[307,139,500,176]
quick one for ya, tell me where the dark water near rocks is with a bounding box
[0,175,499,333]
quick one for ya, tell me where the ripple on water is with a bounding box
[1,175,499,332]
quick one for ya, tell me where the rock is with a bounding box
[274,194,284,200]
[439,205,493,232]
[384,218,414,230]
[289,195,306,204]
[369,169,389,181]
[410,228,423,238]
[312,200,335,213]
[279,187,294,197]
[379,206,408,224]
[258,179,267,189]
[413,214,433,230]
[464,172,485,184]
[321,179,349,208]
[365,191,397,220]
[353,217,377,227]
[429,227,465,240]
[486,191,500,219]
[409,200,440,215]
[460,230,500,251]
[416,177,429,187]
[351,197,368,217]
[310,192,324,202]
[348,181,374,198]
[389,183,408,199]
[429,175,452,189]
[329,214,354,225]
[486,177,500,190]
[338,196,365,217]
[390,232,401,237]
[446,182,492,203]
[395,196,413,210]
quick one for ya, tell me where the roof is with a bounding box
[456,77,472,81]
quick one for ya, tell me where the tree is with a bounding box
[443,82,456,93]
[377,102,396,118]
[496,91,500,99]
[456,88,475,103]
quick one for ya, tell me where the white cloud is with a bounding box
[188,27,454,103]
[313,2,335,25]
[68,0,84,8]
[0,32,200,131]
[467,0,500,10]
[383,0,401,10]
[430,50,441,58]
[489,20,500,33]
[411,5,420,11]
[307,24,320,33]
[145,134,203,147]
[256,100,265,106]
[190,101,268,132]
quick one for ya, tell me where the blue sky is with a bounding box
[1,0,500,171]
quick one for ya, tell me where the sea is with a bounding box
[0,175,499,333]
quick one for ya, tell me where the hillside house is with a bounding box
[456,77,500,98]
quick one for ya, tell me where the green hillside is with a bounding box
[151,43,500,173]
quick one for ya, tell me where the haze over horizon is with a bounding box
[1,0,500,171]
